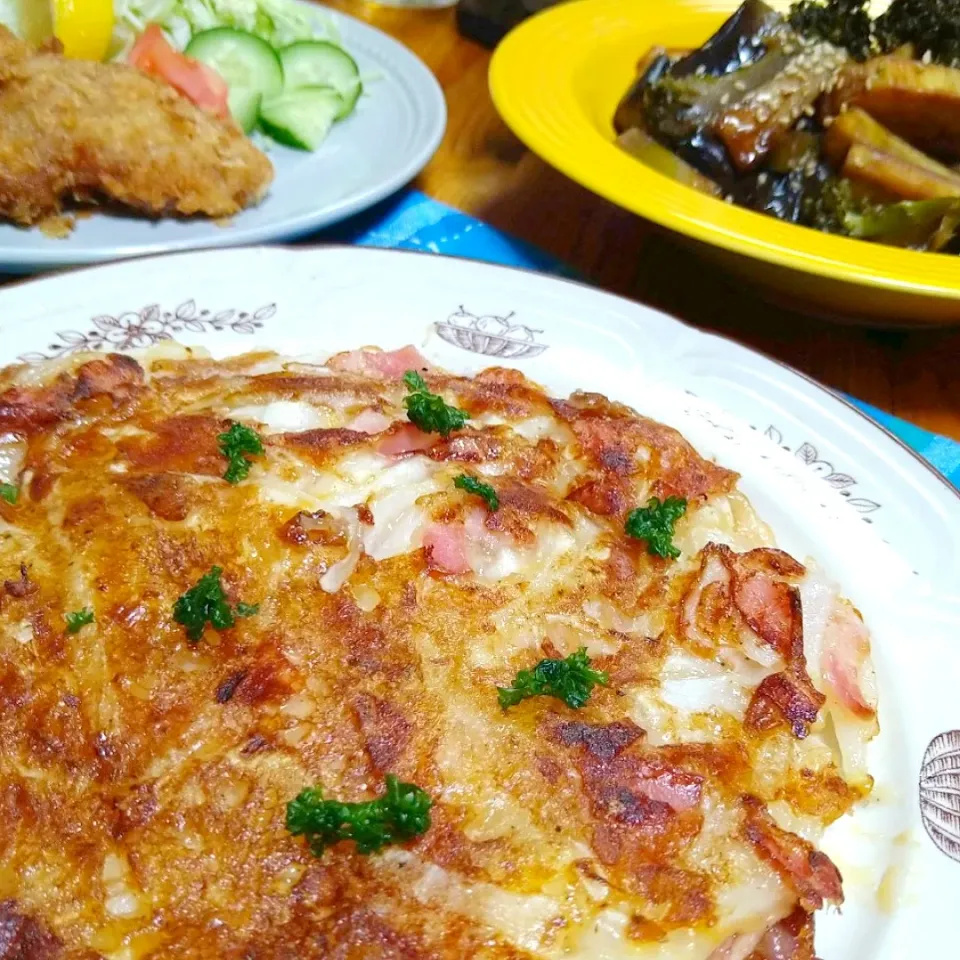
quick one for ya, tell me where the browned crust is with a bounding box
[0,349,871,958]
[741,796,844,911]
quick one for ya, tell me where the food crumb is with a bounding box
[876,864,901,913]
[39,214,75,239]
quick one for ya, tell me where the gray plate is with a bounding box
[0,7,446,273]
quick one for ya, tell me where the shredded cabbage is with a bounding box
[0,0,20,34]
[0,0,52,42]
[111,0,330,58]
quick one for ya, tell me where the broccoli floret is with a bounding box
[875,0,960,67]
[788,0,874,59]
[790,0,960,66]
[805,177,960,249]
[804,178,865,233]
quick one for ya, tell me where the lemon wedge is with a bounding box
[51,0,114,61]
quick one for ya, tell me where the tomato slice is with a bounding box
[129,24,229,119]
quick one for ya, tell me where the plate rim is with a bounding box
[488,0,960,305]
[0,6,447,271]
[2,244,959,952]
[2,241,957,511]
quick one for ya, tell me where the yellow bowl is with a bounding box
[490,0,960,325]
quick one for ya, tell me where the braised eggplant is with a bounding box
[611,0,960,252]
[671,0,786,78]
[713,41,848,170]
[616,128,723,197]
[613,47,676,135]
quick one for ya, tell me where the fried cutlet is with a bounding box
[0,26,273,228]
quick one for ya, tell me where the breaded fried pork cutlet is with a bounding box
[0,26,273,228]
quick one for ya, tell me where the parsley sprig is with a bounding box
[454,473,499,511]
[0,483,18,505]
[218,422,264,484]
[65,608,94,633]
[287,774,433,857]
[403,371,469,437]
[173,566,259,642]
[497,647,608,710]
[624,496,688,559]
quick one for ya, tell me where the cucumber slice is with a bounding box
[279,41,362,120]
[259,87,343,151]
[186,28,284,133]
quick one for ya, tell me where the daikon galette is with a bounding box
[0,343,877,959]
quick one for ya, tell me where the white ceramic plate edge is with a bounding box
[1,245,958,957]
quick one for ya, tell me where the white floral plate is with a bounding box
[2,246,958,958]
[0,6,446,273]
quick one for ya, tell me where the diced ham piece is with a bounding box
[709,912,811,960]
[733,573,801,661]
[745,668,825,739]
[759,922,800,960]
[328,346,431,379]
[683,544,806,670]
[422,507,511,576]
[682,548,731,648]
[708,931,766,960]
[633,763,703,812]
[741,796,843,911]
[377,424,437,457]
[821,599,876,719]
[423,522,471,575]
[755,907,816,960]
[348,409,394,435]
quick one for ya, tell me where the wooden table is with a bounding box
[329,0,960,441]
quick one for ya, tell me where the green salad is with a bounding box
[114,0,363,150]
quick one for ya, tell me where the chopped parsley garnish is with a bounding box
[218,421,264,484]
[0,483,18,505]
[287,774,433,857]
[497,647,609,710]
[403,370,469,437]
[454,473,499,512]
[173,566,258,642]
[65,608,94,633]
[624,496,688,559]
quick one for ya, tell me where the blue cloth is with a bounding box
[327,189,960,489]
[326,189,579,277]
